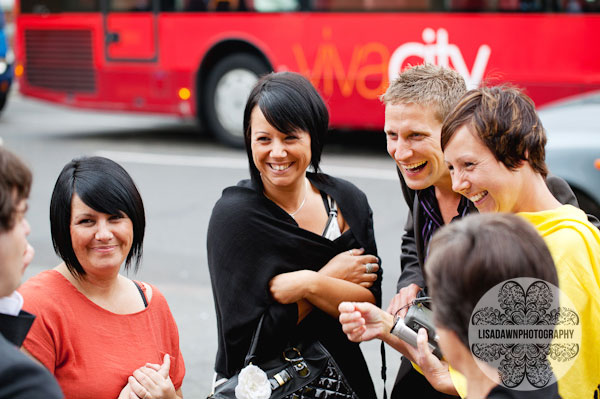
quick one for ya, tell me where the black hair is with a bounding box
[50,156,145,278]
[242,72,329,184]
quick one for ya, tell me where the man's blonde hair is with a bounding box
[381,64,467,122]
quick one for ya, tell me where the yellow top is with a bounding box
[519,205,600,399]
[412,205,599,398]
[411,362,468,398]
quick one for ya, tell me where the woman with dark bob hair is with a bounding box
[208,72,381,399]
[19,156,185,399]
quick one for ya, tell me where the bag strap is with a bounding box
[381,341,387,399]
[132,280,148,308]
[244,314,266,366]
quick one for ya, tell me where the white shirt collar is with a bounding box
[0,291,24,316]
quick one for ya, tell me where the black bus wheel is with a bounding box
[202,53,270,148]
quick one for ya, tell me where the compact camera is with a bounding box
[390,299,443,359]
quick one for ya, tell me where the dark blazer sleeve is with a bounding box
[546,174,600,229]
[396,168,426,292]
[397,210,425,291]
[0,336,63,399]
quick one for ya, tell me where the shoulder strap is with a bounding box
[381,341,387,399]
[244,314,266,365]
[133,280,148,308]
[328,196,337,215]
[320,192,330,214]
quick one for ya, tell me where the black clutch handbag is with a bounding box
[209,315,359,399]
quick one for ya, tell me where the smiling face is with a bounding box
[70,194,134,274]
[444,125,526,213]
[385,103,448,190]
[250,106,311,191]
[0,199,31,296]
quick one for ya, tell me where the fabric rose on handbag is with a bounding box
[235,364,272,399]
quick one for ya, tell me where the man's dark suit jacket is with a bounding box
[392,170,596,399]
[0,310,63,399]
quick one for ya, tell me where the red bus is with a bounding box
[14,0,600,147]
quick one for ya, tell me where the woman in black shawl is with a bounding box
[207,72,382,399]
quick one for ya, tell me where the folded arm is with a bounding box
[270,269,376,318]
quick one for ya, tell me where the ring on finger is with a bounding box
[365,263,377,274]
[348,249,354,256]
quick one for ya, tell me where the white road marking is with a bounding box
[95,150,397,181]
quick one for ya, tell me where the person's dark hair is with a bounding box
[242,71,329,183]
[0,147,32,232]
[441,86,549,177]
[425,213,558,348]
[50,156,145,277]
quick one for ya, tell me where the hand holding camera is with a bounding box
[390,298,443,359]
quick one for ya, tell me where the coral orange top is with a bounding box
[19,270,185,399]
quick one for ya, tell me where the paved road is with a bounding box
[0,92,407,397]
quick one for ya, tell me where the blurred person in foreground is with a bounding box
[207,71,381,399]
[19,156,185,399]
[382,64,586,397]
[0,146,63,398]
[441,85,600,398]
[339,213,561,399]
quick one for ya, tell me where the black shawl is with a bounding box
[207,172,381,383]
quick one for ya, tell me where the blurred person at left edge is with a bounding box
[0,146,63,399]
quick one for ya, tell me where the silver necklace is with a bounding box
[264,177,309,218]
[288,178,309,218]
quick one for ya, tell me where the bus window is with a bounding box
[580,0,600,11]
[364,0,431,11]
[319,0,363,11]
[20,0,100,13]
[252,0,299,11]
[206,0,249,10]
[110,0,153,11]
[448,0,495,11]
[498,0,520,11]
[182,0,207,10]
[315,0,438,11]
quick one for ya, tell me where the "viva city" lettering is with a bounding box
[292,27,492,99]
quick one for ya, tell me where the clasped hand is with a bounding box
[118,354,177,399]
[319,248,379,287]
